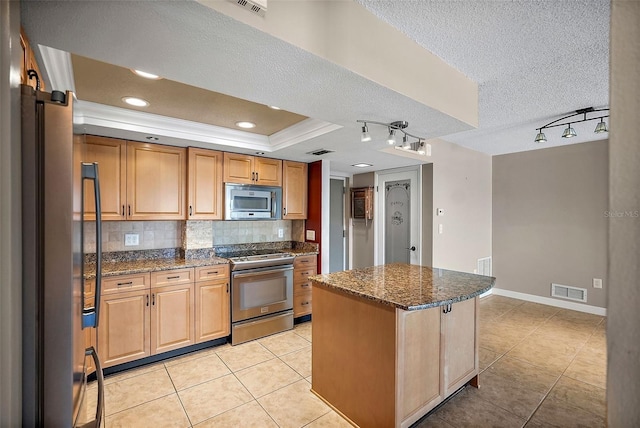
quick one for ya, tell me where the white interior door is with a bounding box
[375,168,420,265]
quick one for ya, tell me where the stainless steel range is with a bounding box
[226,250,295,345]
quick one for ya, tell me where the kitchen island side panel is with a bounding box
[311,284,396,427]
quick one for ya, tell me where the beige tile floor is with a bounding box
[89,295,607,427]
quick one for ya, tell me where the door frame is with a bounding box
[374,166,422,266]
[329,175,349,271]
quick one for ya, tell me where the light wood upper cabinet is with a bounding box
[283,160,308,219]
[127,142,187,220]
[223,153,282,186]
[255,157,282,186]
[77,136,127,220]
[75,136,187,220]
[20,28,45,91]
[188,148,223,220]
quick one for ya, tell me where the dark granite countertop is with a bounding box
[309,263,495,311]
[84,244,319,279]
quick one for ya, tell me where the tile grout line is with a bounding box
[163,364,195,428]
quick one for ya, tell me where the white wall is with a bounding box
[430,139,492,273]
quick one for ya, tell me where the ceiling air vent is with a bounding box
[229,0,267,17]
[307,149,334,156]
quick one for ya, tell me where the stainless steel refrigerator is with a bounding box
[21,84,105,427]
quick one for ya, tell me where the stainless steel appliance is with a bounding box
[21,85,105,427]
[228,250,295,344]
[225,183,282,220]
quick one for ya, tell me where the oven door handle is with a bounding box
[232,266,293,279]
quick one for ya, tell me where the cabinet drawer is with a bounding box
[294,255,317,268]
[294,292,312,317]
[151,268,194,288]
[84,278,96,298]
[101,273,150,294]
[295,268,317,284]
[294,280,312,295]
[195,264,229,282]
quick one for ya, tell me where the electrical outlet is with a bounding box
[593,278,603,289]
[306,230,316,241]
[124,233,139,246]
[438,224,444,234]
[278,228,284,238]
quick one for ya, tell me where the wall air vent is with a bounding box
[229,0,267,17]
[551,283,587,303]
[477,256,492,276]
[307,149,334,156]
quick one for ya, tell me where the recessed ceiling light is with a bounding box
[352,163,372,168]
[146,136,159,141]
[236,121,256,129]
[122,96,149,107]
[256,151,265,155]
[268,105,281,110]
[131,69,162,80]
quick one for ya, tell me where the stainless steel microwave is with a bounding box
[225,183,282,220]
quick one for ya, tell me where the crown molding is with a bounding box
[38,45,75,93]
[269,118,343,151]
[75,101,272,150]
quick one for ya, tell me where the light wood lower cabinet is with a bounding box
[151,283,195,354]
[195,281,230,343]
[442,298,478,396]
[98,288,151,368]
[293,255,316,317]
[97,266,229,368]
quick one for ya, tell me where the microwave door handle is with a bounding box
[81,162,102,329]
[271,191,276,218]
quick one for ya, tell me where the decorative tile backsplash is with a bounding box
[183,219,305,249]
[84,221,182,253]
[84,219,306,253]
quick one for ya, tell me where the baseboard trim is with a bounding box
[491,288,607,316]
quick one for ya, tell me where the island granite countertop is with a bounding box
[309,263,495,311]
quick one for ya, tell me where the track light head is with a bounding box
[594,119,608,134]
[387,128,396,145]
[401,135,411,150]
[361,124,371,142]
[562,124,577,138]
[534,130,547,143]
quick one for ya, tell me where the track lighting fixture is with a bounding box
[535,107,609,143]
[357,119,430,156]
[361,124,371,142]
[387,128,396,145]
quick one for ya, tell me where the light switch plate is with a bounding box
[278,228,284,238]
[593,278,603,289]
[306,230,316,241]
[124,233,139,246]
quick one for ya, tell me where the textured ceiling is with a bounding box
[357,0,610,154]
[22,0,611,173]
[71,54,307,136]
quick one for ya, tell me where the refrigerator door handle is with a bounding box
[81,163,102,329]
[77,346,104,428]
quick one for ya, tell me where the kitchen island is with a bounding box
[309,263,495,428]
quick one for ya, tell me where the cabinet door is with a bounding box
[188,148,223,219]
[127,142,187,220]
[442,298,478,396]
[195,279,230,343]
[98,289,150,368]
[283,160,308,219]
[223,153,254,184]
[150,284,195,355]
[78,136,127,220]
[255,157,282,186]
